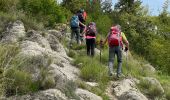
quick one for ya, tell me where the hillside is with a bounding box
[0,0,170,100]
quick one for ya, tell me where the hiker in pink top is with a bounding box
[85,22,97,57]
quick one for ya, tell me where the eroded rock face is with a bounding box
[112,78,148,100]
[76,88,102,100]
[1,20,25,43]
[119,89,148,100]
[25,30,51,49]
[7,89,68,100]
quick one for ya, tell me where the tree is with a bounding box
[114,0,142,15]
[159,0,170,24]
[62,0,86,13]
[101,0,112,13]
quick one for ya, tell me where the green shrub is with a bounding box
[18,0,69,27]
[0,44,40,96]
[58,80,80,100]
[0,0,19,12]
[67,50,77,58]
[75,56,108,82]
[138,79,164,99]
[165,89,170,100]
[2,68,38,96]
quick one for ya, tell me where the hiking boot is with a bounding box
[117,74,125,78]
[109,73,113,77]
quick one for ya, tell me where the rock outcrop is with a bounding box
[1,20,25,43]
[1,20,104,100]
[76,88,102,100]
[7,89,68,100]
[112,78,148,100]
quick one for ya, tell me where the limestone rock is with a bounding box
[1,20,25,43]
[26,30,51,49]
[7,89,68,100]
[119,89,148,100]
[112,78,148,100]
[76,88,102,100]
[86,82,99,87]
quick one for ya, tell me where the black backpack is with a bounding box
[86,22,97,36]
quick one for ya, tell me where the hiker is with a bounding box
[85,22,97,56]
[102,25,129,78]
[70,11,86,46]
[77,9,87,43]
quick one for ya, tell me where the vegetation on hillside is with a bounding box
[0,0,170,99]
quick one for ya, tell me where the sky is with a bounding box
[112,0,170,16]
[57,0,170,16]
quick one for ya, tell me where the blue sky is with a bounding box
[58,0,170,15]
[112,0,170,16]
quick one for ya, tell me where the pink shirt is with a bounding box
[85,35,96,39]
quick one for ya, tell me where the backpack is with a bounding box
[77,13,85,23]
[108,26,122,46]
[83,11,87,20]
[86,22,97,36]
[70,15,79,28]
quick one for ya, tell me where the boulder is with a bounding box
[86,82,99,87]
[119,90,148,100]
[26,30,51,49]
[1,20,25,43]
[48,29,71,42]
[47,33,66,54]
[48,30,63,41]
[76,88,102,100]
[7,89,68,100]
[95,48,101,55]
[112,78,148,100]
[143,64,156,74]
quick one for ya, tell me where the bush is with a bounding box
[138,79,164,99]
[67,50,77,58]
[0,44,39,96]
[75,56,108,82]
[58,80,80,100]
[165,89,170,100]
[2,68,38,96]
[18,0,69,27]
[0,0,19,12]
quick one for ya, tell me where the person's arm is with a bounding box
[79,21,85,26]
[121,32,129,50]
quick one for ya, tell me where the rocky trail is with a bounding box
[0,20,165,100]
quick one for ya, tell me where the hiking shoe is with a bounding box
[109,73,113,77]
[117,74,125,78]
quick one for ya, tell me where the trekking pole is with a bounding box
[125,50,129,77]
[99,39,103,63]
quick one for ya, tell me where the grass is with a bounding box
[69,43,170,100]
[69,46,110,99]
[75,80,109,100]
[0,44,54,97]
[156,74,170,100]
[138,78,164,99]
[58,80,80,100]
[0,11,44,34]
[0,44,39,96]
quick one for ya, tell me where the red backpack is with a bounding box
[108,26,122,46]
